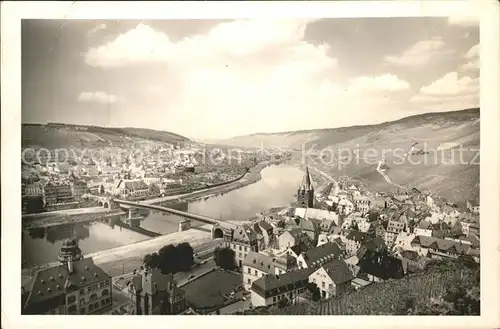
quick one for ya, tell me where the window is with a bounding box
[313,278,316,283]
[322,282,325,288]
[244,247,248,252]
[254,270,258,275]
[329,284,333,290]
[80,298,85,305]
[79,289,84,295]
[248,268,251,274]
[239,245,242,251]
[90,293,98,301]
[67,295,76,304]
[273,297,276,302]
[80,307,85,314]
[248,279,251,284]
[239,253,242,258]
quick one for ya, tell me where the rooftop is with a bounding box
[24,258,110,311]
[319,259,355,284]
[243,251,275,274]
[251,268,314,293]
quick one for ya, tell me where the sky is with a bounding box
[22,17,479,140]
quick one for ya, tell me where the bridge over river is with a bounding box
[112,198,237,239]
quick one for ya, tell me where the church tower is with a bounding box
[297,166,314,208]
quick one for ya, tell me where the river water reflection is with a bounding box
[22,164,303,268]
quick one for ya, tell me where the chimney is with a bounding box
[68,260,74,273]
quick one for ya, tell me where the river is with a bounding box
[22,164,304,269]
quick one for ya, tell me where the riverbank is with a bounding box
[22,219,252,280]
[145,159,283,205]
[22,208,126,230]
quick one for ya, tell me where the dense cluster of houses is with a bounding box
[21,142,265,213]
[218,167,480,308]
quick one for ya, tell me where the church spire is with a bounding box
[300,166,313,191]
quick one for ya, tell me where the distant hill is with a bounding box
[214,108,480,202]
[22,123,190,149]
[216,108,479,151]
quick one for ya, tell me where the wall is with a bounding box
[243,266,267,291]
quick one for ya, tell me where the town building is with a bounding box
[353,195,372,214]
[43,182,75,206]
[384,220,405,248]
[274,253,298,275]
[128,267,186,315]
[358,250,405,282]
[22,256,112,314]
[296,217,320,241]
[71,180,89,201]
[294,207,341,227]
[466,200,480,214]
[24,182,44,197]
[278,229,302,250]
[115,179,150,198]
[242,251,275,290]
[344,231,371,256]
[296,242,342,269]
[297,167,314,208]
[252,221,275,248]
[414,220,432,237]
[250,268,314,307]
[337,198,354,215]
[57,238,83,264]
[225,225,259,268]
[308,259,354,299]
[411,236,470,260]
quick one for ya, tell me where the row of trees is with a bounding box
[143,242,194,274]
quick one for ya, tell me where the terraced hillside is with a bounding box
[22,123,190,149]
[239,260,479,315]
[217,108,480,202]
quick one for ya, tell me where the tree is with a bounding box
[213,247,236,270]
[149,183,160,195]
[23,196,45,214]
[306,282,321,302]
[143,243,194,274]
[176,242,194,272]
[143,252,160,269]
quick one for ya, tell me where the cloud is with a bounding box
[460,44,479,71]
[83,20,319,68]
[348,74,410,93]
[447,16,479,27]
[410,72,479,110]
[87,23,107,35]
[384,37,454,67]
[77,91,117,104]
[80,21,414,139]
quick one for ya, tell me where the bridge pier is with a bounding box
[179,219,191,232]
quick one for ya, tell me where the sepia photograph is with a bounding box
[2,1,500,328]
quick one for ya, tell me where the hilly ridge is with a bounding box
[216,108,480,202]
[216,108,479,151]
[22,123,190,149]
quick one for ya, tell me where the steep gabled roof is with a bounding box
[302,242,342,267]
[251,268,314,293]
[358,250,404,280]
[243,251,275,274]
[320,259,355,284]
[299,167,313,191]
